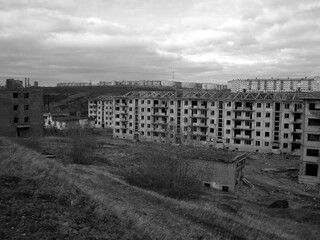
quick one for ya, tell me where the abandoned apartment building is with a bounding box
[88,90,320,186]
[89,91,320,154]
[299,98,320,185]
[0,79,43,137]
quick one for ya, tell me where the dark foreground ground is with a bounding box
[0,175,147,240]
[1,136,320,240]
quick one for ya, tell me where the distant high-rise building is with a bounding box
[56,82,91,87]
[228,76,320,92]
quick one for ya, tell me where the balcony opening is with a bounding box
[308,134,320,142]
[305,163,318,177]
[306,149,319,157]
[308,118,320,126]
[309,103,320,111]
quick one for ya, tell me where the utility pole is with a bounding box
[172,71,175,82]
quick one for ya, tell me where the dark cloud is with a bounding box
[0,0,319,86]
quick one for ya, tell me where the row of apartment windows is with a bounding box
[13,105,29,111]
[96,106,112,110]
[97,111,112,115]
[230,139,292,148]
[112,108,294,116]
[97,99,304,110]
[112,100,302,109]
[13,92,29,98]
[97,116,112,120]
[96,122,112,126]
[13,117,29,123]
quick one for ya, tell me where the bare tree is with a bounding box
[127,121,204,199]
[67,126,95,165]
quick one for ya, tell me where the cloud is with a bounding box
[0,0,319,86]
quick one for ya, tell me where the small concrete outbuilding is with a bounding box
[197,152,246,192]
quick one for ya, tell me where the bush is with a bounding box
[126,144,203,199]
[67,127,95,165]
[10,138,42,153]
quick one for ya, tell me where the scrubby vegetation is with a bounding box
[126,144,203,199]
[67,127,95,165]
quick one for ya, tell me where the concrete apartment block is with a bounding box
[299,98,320,185]
[91,91,320,156]
[88,90,320,186]
[0,88,44,137]
[88,95,114,128]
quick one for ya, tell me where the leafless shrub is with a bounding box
[126,143,203,199]
[67,127,95,165]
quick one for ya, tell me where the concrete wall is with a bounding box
[195,155,245,192]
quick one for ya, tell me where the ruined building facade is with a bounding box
[88,95,114,128]
[0,87,44,137]
[299,98,320,185]
[89,91,320,156]
[88,90,320,185]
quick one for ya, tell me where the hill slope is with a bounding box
[1,137,319,239]
[42,86,175,114]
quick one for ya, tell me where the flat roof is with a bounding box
[115,90,320,101]
[197,150,245,164]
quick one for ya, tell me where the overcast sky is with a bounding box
[0,0,320,86]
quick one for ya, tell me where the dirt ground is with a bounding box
[33,132,320,209]
[3,133,320,239]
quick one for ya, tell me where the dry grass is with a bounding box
[0,137,319,240]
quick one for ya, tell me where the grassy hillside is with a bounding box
[1,136,320,240]
[42,86,175,115]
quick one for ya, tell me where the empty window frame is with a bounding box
[308,118,320,126]
[305,163,318,177]
[306,149,319,157]
[308,134,320,142]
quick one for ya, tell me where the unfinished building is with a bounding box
[0,80,44,137]
[104,90,320,155]
[88,95,114,128]
[299,98,320,185]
